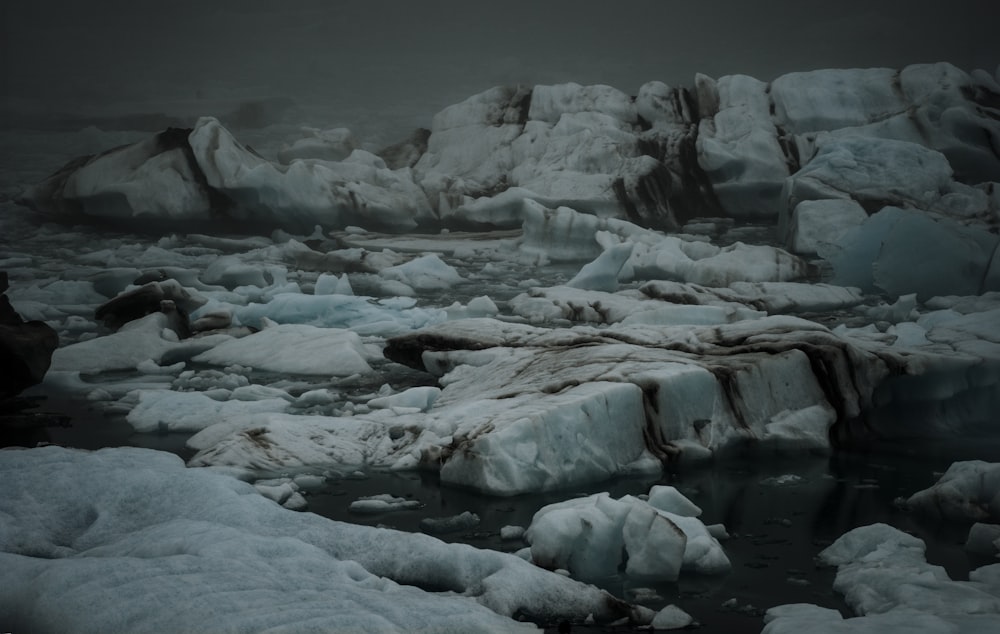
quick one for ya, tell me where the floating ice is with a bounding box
[905,461,1000,523]
[420,511,481,535]
[211,291,446,337]
[379,253,464,291]
[524,487,727,582]
[192,323,375,377]
[367,386,441,412]
[764,523,1000,632]
[49,312,181,373]
[187,413,393,472]
[651,604,695,629]
[349,494,423,514]
[126,389,290,433]
[0,446,639,630]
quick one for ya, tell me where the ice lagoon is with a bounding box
[3,62,1000,632]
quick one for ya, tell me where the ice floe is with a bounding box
[763,523,1000,633]
[524,486,728,582]
[905,461,1000,523]
[191,323,376,377]
[0,446,642,631]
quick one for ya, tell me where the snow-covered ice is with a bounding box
[524,487,728,582]
[191,323,376,376]
[0,446,641,630]
[763,523,1000,632]
[905,461,1000,523]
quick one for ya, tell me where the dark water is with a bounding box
[7,391,998,633]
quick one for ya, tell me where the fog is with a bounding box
[2,1,998,140]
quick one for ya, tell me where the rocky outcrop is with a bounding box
[0,272,59,398]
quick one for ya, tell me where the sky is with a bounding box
[1,0,997,139]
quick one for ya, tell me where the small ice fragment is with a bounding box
[500,525,526,540]
[759,474,803,486]
[651,604,694,630]
[419,511,480,534]
[349,494,422,514]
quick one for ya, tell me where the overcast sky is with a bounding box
[1,1,997,136]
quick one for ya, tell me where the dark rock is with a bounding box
[95,280,205,333]
[0,272,59,399]
[377,128,431,170]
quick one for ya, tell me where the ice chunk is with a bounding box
[786,198,869,255]
[651,604,695,630]
[697,74,789,219]
[566,242,634,292]
[820,206,1000,299]
[126,389,290,433]
[367,386,441,412]
[50,312,180,373]
[420,511,480,534]
[349,494,422,514]
[379,254,463,291]
[500,525,526,540]
[190,118,434,231]
[646,486,702,517]
[526,491,726,582]
[0,446,637,630]
[528,83,637,124]
[216,291,446,337]
[906,461,1000,522]
[965,523,1000,556]
[314,272,353,296]
[192,324,374,376]
[187,413,393,471]
[773,523,1000,631]
[438,382,650,495]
